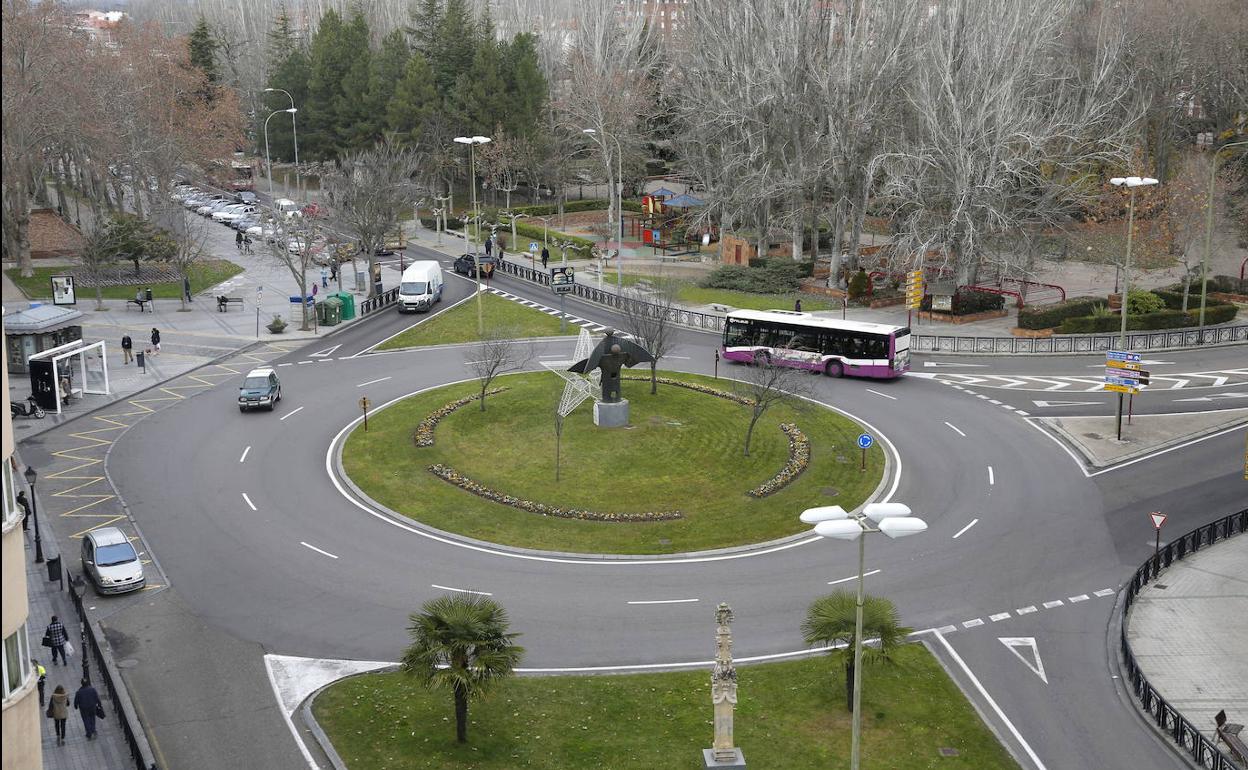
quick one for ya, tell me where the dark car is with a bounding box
[238,367,282,411]
[453,253,497,278]
[235,191,258,204]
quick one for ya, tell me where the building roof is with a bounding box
[2,304,84,333]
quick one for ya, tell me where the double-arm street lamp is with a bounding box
[263,108,298,203]
[1199,140,1248,342]
[800,503,928,770]
[1109,175,1159,439]
[264,88,301,197]
[454,135,491,336]
[582,128,624,292]
[24,466,45,563]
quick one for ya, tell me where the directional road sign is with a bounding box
[857,433,874,450]
[1103,383,1138,394]
[1106,350,1142,363]
[1105,359,1143,371]
[1150,511,1167,530]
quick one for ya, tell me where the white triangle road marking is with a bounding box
[1032,399,1101,408]
[309,345,341,358]
[999,637,1048,684]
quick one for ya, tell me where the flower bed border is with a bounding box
[413,387,508,447]
[746,423,810,497]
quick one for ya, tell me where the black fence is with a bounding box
[1119,508,1248,770]
[359,287,399,316]
[67,572,158,770]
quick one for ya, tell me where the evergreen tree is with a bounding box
[362,30,412,145]
[454,39,506,135]
[265,4,310,162]
[501,33,547,138]
[335,10,374,152]
[304,10,351,158]
[431,0,476,97]
[409,0,442,58]
[388,52,440,146]
[188,17,219,83]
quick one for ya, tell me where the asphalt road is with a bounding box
[90,253,1248,770]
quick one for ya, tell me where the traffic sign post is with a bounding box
[857,433,873,471]
[1150,511,1167,561]
[1104,350,1145,440]
[359,396,371,432]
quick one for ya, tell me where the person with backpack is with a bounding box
[121,334,133,365]
[150,328,161,355]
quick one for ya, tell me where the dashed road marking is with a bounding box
[988,466,995,485]
[1069,594,1089,603]
[866,388,897,401]
[432,583,493,596]
[1042,600,1064,609]
[242,493,256,511]
[953,519,980,539]
[990,612,1012,622]
[945,422,966,437]
[828,569,881,585]
[627,598,699,605]
[357,377,391,387]
[239,446,250,463]
[300,541,339,559]
[963,618,985,628]
[279,406,304,421]
[1016,605,1037,615]
[1093,588,1115,597]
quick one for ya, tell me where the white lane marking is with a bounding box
[999,637,1048,684]
[1016,605,1037,615]
[431,584,493,596]
[828,569,881,585]
[1173,391,1248,403]
[1093,588,1115,597]
[963,618,985,628]
[990,612,1012,622]
[239,446,250,463]
[924,361,989,368]
[1042,600,1063,609]
[317,359,335,363]
[539,354,569,359]
[627,598,699,605]
[945,422,966,437]
[279,406,304,421]
[309,345,341,357]
[936,625,957,634]
[325,376,905,567]
[357,376,392,387]
[277,362,294,367]
[242,493,257,511]
[300,541,339,559]
[952,519,980,539]
[988,399,1002,405]
[297,360,313,365]
[1031,399,1102,408]
[1015,411,1030,416]
[865,388,897,401]
[1069,594,1090,603]
[927,630,1049,770]
[988,466,995,485]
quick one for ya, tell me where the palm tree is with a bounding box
[402,594,524,743]
[801,591,912,712]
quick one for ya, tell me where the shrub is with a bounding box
[848,269,870,300]
[1057,304,1237,333]
[920,288,1006,315]
[509,199,609,217]
[1126,290,1165,314]
[1017,297,1105,330]
[702,259,804,294]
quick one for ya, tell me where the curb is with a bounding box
[1037,412,1248,471]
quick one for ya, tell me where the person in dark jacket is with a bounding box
[74,679,102,740]
[541,246,549,269]
[45,617,68,665]
[484,236,492,257]
[150,328,161,355]
[121,334,133,365]
[16,490,30,531]
[48,685,70,745]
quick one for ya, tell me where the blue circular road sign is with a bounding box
[857,433,874,450]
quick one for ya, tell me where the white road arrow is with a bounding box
[309,344,342,358]
[1172,392,1248,403]
[923,361,990,368]
[999,637,1048,683]
[1032,399,1102,408]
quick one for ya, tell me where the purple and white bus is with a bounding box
[721,310,910,379]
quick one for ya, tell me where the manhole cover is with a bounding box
[1154,583,1168,590]
[938,748,960,757]
[821,487,840,497]
[117,659,139,669]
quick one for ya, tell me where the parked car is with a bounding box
[215,205,257,223]
[238,367,282,412]
[236,191,258,204]
[273,198,303,220]
[198,200,234,216]
[453,253,497,278]
[232,215,261,232]
[287,234,326,256]
[210,204,248,221]
[80,526,145,595]
[246,222,281,242]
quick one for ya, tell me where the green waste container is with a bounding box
[335,292,355,320]
[318,297,342,326]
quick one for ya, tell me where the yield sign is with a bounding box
[999,637,1048,684]
[1150,512,1167,530]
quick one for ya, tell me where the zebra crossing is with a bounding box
[908,368,1248,392]
[487,287,609,333]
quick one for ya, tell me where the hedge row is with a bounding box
[920,289,1005,316]
[1057,304,1238,333]
[1017,297,1106,330]
[507,199,609,217]
[702,259,805,294]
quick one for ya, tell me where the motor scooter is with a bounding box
[10,394,46,419]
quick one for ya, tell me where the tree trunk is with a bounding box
[845,658,855,712]
[650,361,657,395]
[744,408,762,457]
[454,688,468,743]
[480,383,488,411]
[13,176,35,278]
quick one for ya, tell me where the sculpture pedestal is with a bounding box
[702,748,746,768]
[593,399,630,428]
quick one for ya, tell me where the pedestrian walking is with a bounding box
[44,617,68,665]
[73,679,103,740]
[48,685,69,745]
[497,243,505,264]
[183,276,193,303]
[330,262,338,282]
[236,231,244,251]
[320,266,328,288]
[33,659,46,706]
[121,334,133,365]
[484,236,492,257]
[243,235,253,254]
[17,490,30,532]
[541,246,549,270]
[312,282,318,298]
[794,298,802,312]
[150,328,161,355]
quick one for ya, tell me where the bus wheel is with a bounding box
[824,361,843,378]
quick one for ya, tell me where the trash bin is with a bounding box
[355,271,367,293]
[335,292,355,320]
[318,297,341,326]
[136,351,145,371]
[46,555,62,583]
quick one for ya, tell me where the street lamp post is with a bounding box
[800,503,928,770]
[23,466,44,563]
[263,108,298,204]
[454,135,491,336]
[1198,140,1248,342]
[1109,175,1159,440]
[264,88,300,197]
[583,128,624,292]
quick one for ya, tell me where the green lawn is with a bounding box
[376,291,571,349]
[677,284,841,312]
[342,371,884,554]
[313,643,1016,770]
[6,260,243,300]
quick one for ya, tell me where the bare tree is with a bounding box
[732,361,811,458]
[266,218,321,330]
[322,141,423,298]
[466,328,532,412]
[153,202,211,312]
[620,275,678,395]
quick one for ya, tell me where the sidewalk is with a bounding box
[20,517,133,767]
[1126,534,1248,740]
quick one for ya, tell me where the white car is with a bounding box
[198,200,234,216]
[246,222,280,242]
[287,234,325,255]
[213,205,256,222]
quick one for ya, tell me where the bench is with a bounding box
[216,295,244,312]
[126,299,151,312]
[1216,710,1247,763]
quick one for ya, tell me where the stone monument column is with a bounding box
[703,602,746,768]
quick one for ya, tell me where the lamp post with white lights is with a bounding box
[583,128,624,291]
[263,88,300,197]
[263,108,297,203]
[1108,175,1158,439]
[454,135,491,335]
[800,503,927,770]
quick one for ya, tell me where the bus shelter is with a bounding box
[27,338,110,414]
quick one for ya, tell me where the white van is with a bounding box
[398,260,443,313]
[273,198,302,220]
